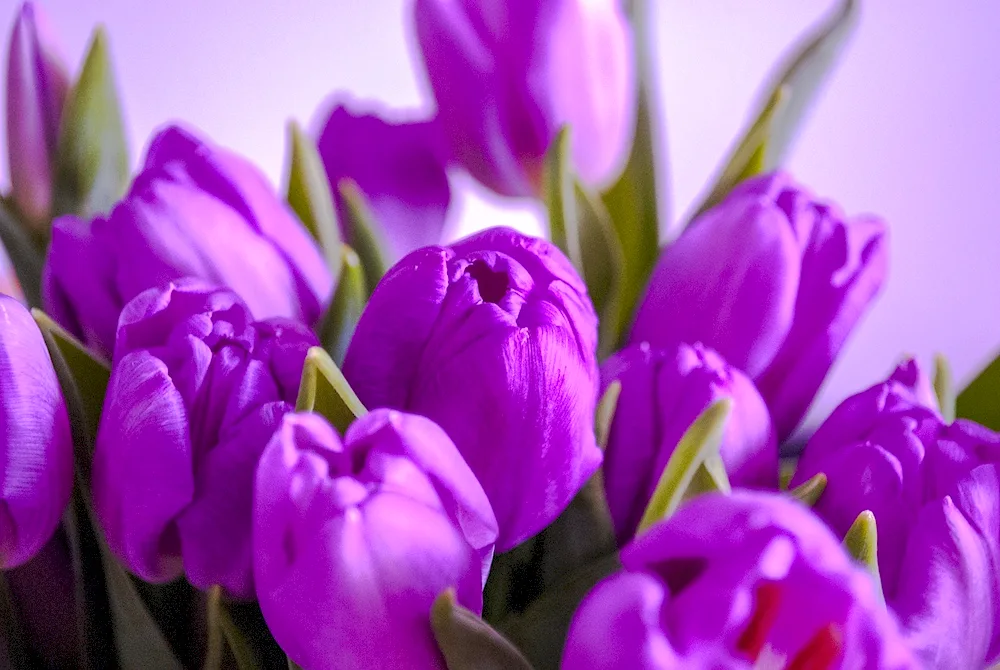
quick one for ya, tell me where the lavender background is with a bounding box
[2,0,998,432]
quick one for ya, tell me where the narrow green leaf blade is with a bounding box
[285,121,342,281]
[53,26,130,218]
[789,472,828,507]
[956,350,1000,431]
[636,399,732,534]
[32,310,109,450]
[600,87,660,351]
[689,87,787,219]
[338,179,388,297]
[319,245,366,366]
[432,589,535,670]
[690,0,859,220]
[595,381,622,451]
[543,126,582,273]
[0,200,44,307]
[933,353,956,423]
[576,183,624,357]
[296,346,367,433]
[843,509,884,603]
[206,588,264,670]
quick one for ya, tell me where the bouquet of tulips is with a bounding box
[1,1,998,669]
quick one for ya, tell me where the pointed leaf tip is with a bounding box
[431,590,535,670]
[636,398,732,534]
[296,346,366,433]
[789,472,827,507]
[843,509,884,604]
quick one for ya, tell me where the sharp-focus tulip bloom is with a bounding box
[44,125,333,359]
[5,1,70,226]
[343,227,600,550]
[562,492,919,669]
[791,360,1000,669]
[254,410,497,670]
[0,294,72,569]
[93,280,316,598]
[317,102,451,262]
[414,0,635,197]
[602,342,778,544]
[630,172,888,440]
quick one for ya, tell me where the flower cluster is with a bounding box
[0,1,998,670]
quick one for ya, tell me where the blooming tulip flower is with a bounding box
[414,0,636,197]
[630,172,888,440]
[792,360,1000,669]
[602,341,778,544]
[254,410,497,670]
[0,293,73,569]
[44,125,333,359]
[343,227,600,550]
[317,102,451,262]
[5,1,69,227]
[562,492,919,669]
[92,279,316,598]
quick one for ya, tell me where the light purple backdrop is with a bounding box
[2,0,998,432]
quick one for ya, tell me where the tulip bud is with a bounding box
[5,1,69,227]
[602,342,777,544]
[343,227,600,550]
[0,293,73,569]
[414,0,635,197]
[792,360,1000,669]
[317,103,451,262]
[254,410,497,670]
[630,172,888,440]
[43,125,333,359]
[562,492,920,669]
[92,279,316,598]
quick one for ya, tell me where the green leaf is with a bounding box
[496,553,621,670]
[319,245,366,366]
[684,453,732,502]
[843,510,883,604]
[636,399,732,535]
[0,199,44,307]
[543,126,583,273]
[285,121,342,281]
[956,351,1000,430]
[600,86,660,352]
[53,26,130,218]
[432,589,535,670]
[206,588,264,670]
[295,346,367,433]
[933,353,956,423]
[595,381,621,451]
[338,179,388,297]
[789,472,827,507]
[576,184,625,358]
[689,86,787,220]
[32,310,109,471]
[690,0,859,220]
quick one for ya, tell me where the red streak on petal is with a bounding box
[786,624,843,670]
[736,581,784,661]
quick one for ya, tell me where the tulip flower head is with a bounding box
[93,279,317,598]
[254,410,497,670]
[343,226,601,551]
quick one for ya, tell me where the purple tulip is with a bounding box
[317,102,451,261]
[43,125,333,359]
[791,360,1000,669]
[343,227,600,550]
[414,0,636,197]
[92,279,316,598]
[5,1,69,227]
[630,172,888,440]
[602,342,778,544]
[562,492,919,669]
[0,294,73,570]
[254,410,497,670]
